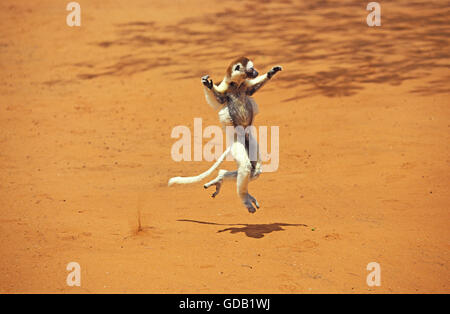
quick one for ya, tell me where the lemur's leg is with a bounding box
[248,194,260,209]
[246,132,262,209]
[245,66,282,96]
[231,140,258,213]
[205,133,262,205]
[204,165,261,200]
[204,169,237,198]
[202,75,226,110]
[251,160,262,179]
[245,129,261,171]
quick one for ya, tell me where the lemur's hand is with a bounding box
[201,75,213,89]
[267,66,283,79]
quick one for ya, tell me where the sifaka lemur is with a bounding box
[169,57,282,213]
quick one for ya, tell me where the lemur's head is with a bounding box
[226,57,258,83]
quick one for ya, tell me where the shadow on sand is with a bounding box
[178,219,307,239]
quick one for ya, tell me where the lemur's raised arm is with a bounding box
[245,66,282,96]
[202,75,227,109]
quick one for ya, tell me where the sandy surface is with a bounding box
[0,0,449,293]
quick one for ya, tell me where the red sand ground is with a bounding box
[0,0,448,293]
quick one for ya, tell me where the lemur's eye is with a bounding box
[234,65,240,71]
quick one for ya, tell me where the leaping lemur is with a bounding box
[168,57,282,213]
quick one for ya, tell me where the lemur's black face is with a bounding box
[229,57,259,81]
[245,65,258,79]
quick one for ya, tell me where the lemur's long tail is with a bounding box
[168,146,231,186]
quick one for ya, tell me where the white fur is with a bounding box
[246,72,268,87]
[203,85,222,110]
[168,146,231,186]
[215,76,229,93]
[218,106,233,126]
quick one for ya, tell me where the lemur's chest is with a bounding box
[225,86,254,127]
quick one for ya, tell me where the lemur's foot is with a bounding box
[248,194,260,209]
[201,75,213,89]
[204,181,222,198]
[211,182,222,198]
[268,66,282,79]
[246,203,257,214]
[244,194,258,214]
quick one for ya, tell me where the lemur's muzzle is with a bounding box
[246,68,258,79]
